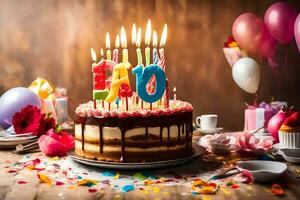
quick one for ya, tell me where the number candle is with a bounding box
[145,19,152,66]
[120,26,128,63]
[113,35,120,63]
[106,32,111,60]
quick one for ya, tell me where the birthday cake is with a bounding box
[74,21,194,163]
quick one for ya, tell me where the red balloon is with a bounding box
[295,14,300,53]
[264,2,298,44]
[232,13,277,58]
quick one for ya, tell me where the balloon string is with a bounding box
[254,92,258,107]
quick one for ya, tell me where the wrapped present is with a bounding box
[223,36,247,67]
[29,78,70,124]
[244,101,287,132]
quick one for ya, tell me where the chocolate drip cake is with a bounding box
[74,100,193,163]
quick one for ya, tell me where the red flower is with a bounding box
[12,105,42,135]
[37,114,56,137]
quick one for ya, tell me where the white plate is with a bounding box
[237,160,287,183]
[0,139,38,149]
[196,127,223,134]
[0,135,37,142]
[68,146,205,170]
[280,149,300,163]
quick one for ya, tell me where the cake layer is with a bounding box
[75,141,193,162]
[74,125,188,143]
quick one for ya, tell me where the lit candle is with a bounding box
[113,35,120,63]
[173,87,177,102]
[159,24,168,107]
[152,30,159,64]
[120,26,128,63]
[136,27,143,65]
[145,19,151,66]
[159,24,167,71]
[106,32,111,60]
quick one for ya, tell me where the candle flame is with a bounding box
[145,19,152,46]
[136,27,142,48]
[153,30,157,47]
[105,32,110,49]
[160,24,167,47]
[115,34,120,48]
[100,48,104,58]
[120,26,127,48]
[173,87,176,92]
[132,23,136,45]
[91,48,97,62]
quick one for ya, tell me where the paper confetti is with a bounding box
[102,171,116,177]
[122,185,134,192]
[77,179,98,187]
[133,172,148,180]
[56,181,64,186]
[231,183,240,189]
[88,188,98,193]
[113,172,120,179]
[37,173,52,184]
[271,184,284,196]
[192,179,219,194]
[17,180,27,184]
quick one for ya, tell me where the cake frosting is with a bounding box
[74,100,193,162]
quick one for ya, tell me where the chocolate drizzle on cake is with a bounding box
[74,111,193,163]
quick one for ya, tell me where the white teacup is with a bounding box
[196,114,218,130]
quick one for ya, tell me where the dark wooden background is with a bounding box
[0,0,299,131]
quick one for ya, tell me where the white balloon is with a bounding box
[232,57,260,94]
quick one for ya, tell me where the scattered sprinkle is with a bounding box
[77,179,98,187]
[122,185,134,192]
[133,172,148,180]
[271,184,284,196]
[17,180,27,184]
[88,188,98,193]
[56,181,64,186]
[231,183,240,189]
[37,173,52,184]
[102,171,116,177]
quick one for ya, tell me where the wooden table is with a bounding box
[0,147,300,200]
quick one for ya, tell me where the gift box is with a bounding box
[244,101,287,132]
[29,78,70,124]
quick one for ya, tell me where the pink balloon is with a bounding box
[264,2,298,44]
[295,14,300,53]
[232,13,276,58]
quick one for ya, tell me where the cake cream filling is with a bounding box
[75,140,187,152]
[75,124,187,142]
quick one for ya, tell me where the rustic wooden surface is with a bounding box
[0,0,300,131]
[0,149,300,200]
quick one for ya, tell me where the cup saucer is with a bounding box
[196,127,224,134]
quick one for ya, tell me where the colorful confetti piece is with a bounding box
[122,185,134,192]
[88,188,98,193]
[56,181,64,186]
[102,171,116,177]
[133,172,148,180]
[271,184,284,196]
[192,179,219,194]
[37,173,52,184]
[77,179,98,187]
[17,180,27,184]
